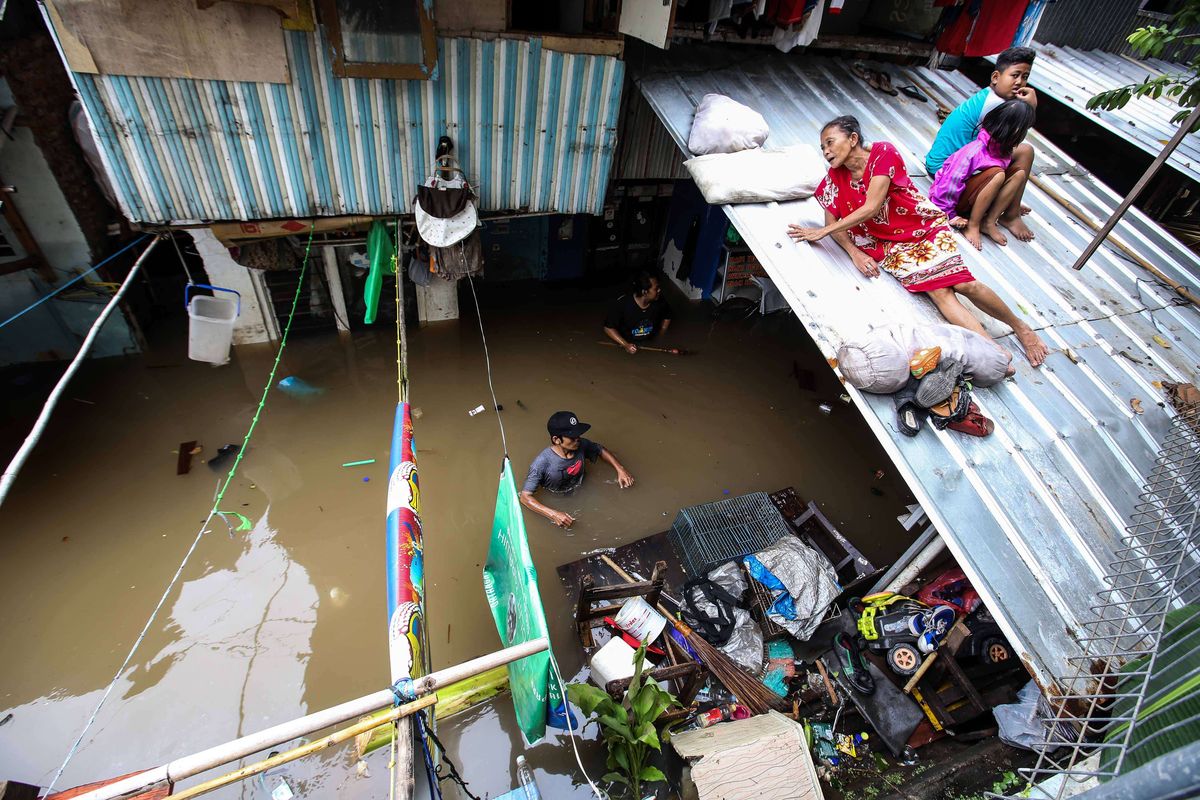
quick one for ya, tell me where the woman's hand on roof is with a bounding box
[850,249,880,278]
[788,223,828,243]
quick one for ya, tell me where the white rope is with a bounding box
[0,236,161,507]
[549,655,606,799]
[465,274,508,457]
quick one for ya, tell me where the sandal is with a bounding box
[947,401,995,437]
[900,85,928,102]
[868,69,899,97]
[851,61,872,83]
[916,357,964,407]
[910,346,941,379]
[894,376,928,437]
[833,632,876,695]
[930,384,973,429]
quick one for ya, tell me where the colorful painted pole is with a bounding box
[386,400,426,797]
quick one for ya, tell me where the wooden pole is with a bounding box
[1070,103,1200,273]
[72,638,549,800]
[1028,174,1199,306]
[171,695,438,800]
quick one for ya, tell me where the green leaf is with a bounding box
[602,772,629,786]
[598,713,634,741]
[631,683,657,720]
[568,682,615,717]
[636,721,661,751]
[639,766,667,783]
[612,741,631,773]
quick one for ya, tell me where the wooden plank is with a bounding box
[46,771,170,800]
[46,0,288,83]
[541,35,623,57]
[177,440,198,476]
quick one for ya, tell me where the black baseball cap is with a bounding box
[547,411,591,438]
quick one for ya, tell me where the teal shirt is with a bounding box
[925,87,1005,175]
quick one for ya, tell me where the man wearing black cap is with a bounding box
[519,410,635,528]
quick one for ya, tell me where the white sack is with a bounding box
[687,93,769,156]
[685,145,828,205]
[838,322,1012,394]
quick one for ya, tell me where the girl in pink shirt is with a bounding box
[929,100,1036,250]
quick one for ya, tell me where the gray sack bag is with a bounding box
[838,322,1011,394]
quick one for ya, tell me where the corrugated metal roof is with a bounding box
[615,87,689,181]
[1009,43,1200,183]
[636,47,1200,692]
[70,32,624,224]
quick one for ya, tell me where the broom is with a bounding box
[599,554,784,715]
[597,341,695,355]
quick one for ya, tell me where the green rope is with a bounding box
[208,223,315,513]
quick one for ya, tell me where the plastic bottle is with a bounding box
[516,754,541,800]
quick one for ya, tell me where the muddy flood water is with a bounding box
[0,283,917,798]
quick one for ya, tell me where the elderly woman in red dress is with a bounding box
[788,115,1047,367]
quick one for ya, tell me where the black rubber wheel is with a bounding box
[980,636,1012,665]
[887,642,922,675]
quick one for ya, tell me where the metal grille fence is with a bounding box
[669,492,791,577]
[996,403,1200,798]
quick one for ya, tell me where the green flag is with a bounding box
[483,457,559,743]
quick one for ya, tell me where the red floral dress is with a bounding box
[814,141,974,293]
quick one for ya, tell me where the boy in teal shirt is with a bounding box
[926,47,1038,243]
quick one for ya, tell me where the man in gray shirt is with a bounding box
[520,411,635,528]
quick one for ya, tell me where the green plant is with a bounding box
[1088,0,1200,128]
[567,643,680,798]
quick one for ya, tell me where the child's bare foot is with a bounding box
[1021,203,1032,216]
[1000,215,1035,241]
[983,221,1008,246]
[964,224,984,250]
[1016,328,1049,367]
[949,215,968,229]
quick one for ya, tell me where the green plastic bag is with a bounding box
[483,457,560,744]
[363,220,395,324]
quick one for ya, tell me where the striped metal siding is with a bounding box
[1035,0,1200,60]
[72,32,625,224]
[615,84,689,181]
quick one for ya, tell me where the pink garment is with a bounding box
[928,129,1013,217]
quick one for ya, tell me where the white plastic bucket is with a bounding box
[187,285,240,365]
[613,596,667,643]
[589,637,658,691]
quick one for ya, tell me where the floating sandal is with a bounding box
[900,85,928,102]
[916,357,964,408]
[910,346,942,379]
[894,376,928,437]
[947,401,995,437]
[833,632,876,695]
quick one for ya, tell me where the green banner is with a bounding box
[483,457,557,744]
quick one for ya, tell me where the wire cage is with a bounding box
[669,491,792,577]
[993,403,1200,799]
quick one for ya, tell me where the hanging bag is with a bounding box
[414,156,478,248]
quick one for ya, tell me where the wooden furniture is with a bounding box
[769,487,876,585]
[575,560,704,716]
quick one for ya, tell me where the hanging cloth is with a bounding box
[964,0,1030,57]
[414,156,478,248]
[432,229,483,279]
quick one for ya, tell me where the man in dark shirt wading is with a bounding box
[603,271,674,354]
[520,411,634,528]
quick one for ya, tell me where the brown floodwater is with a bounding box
[0,284,915,798]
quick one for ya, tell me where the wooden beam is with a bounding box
[0,172,54,282]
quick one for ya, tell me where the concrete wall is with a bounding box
[0,78,136,366]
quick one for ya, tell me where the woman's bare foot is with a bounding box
[1016,328,1049,367]
[949,215,968,229]
[1021,203,1032,216]
[1000,215,1035,241]
[964,224,984,250]
[983,221,1008,246]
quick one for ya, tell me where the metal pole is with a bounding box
[69,637,549,800]
[0,236,161,507]
[1072,102,1200,271]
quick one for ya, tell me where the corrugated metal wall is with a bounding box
[72,32,625,224]
[614,84,688,181]
[1035,0,1200,60]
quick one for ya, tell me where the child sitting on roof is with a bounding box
[929,99,1037,251]
[925,46,1038,244]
